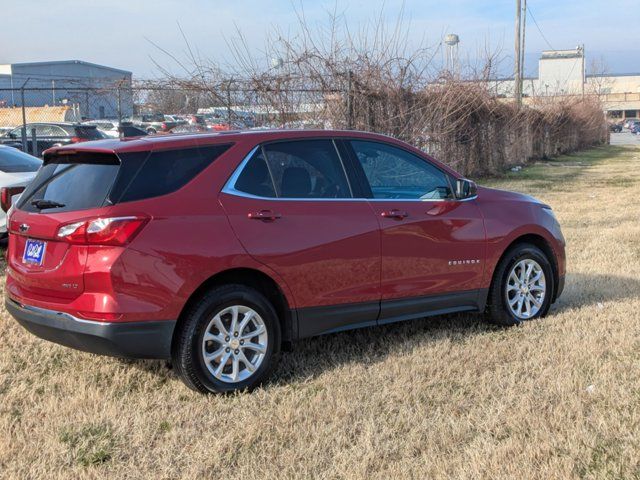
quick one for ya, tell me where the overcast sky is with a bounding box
[2,0,638,78]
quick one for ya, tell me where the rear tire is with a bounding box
[486,243,554,326]
[172,284,281,394]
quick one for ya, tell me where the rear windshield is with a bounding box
[75,126,105,140]
[16,144,231,213]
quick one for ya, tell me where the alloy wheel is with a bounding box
[506,259,547,320]
[201,305,268,383]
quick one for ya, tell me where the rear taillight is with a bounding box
[70,136,88,143]
[1,186,26,213]
[56,216,149,246]
[161,122,167,130]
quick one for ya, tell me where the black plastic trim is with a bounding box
[379,290,483,324]
[297,301,379,338]
[296,289,487,339]
[6,297,175,359]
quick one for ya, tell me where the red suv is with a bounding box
[5,130,565,393]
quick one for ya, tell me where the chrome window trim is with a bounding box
[331,138,354,197]
[221,142,477,203]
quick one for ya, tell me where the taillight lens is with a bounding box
[1,186,26,213]
[56,216,149,245]
[70,136,87,143]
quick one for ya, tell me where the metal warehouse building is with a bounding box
[0,60,133,119]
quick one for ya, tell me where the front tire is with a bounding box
[172,285,281,393]
[486,243,554,326]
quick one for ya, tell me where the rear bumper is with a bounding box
[6,297,175,359]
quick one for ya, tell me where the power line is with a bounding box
[526,4,555,51]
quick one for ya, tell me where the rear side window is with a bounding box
[116,144,230,203]
[234,149,277,198]
[17,144,231,213]
[262,140,351,198]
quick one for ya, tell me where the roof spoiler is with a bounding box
[43,149,121,165]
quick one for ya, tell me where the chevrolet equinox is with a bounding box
[5,130,566,393]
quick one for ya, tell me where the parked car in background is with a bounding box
[164,115,186,126]
[186,114,208,129]
[117,122,149,138]
[82,120,120,138]
[631,123,640,135]
[167,124,206,134]
[0,123,106,157]
[0,146,41,236]
[624,119,639,130]
[126,114,177,134]
[609,123,623,133]
[5,130,565,394]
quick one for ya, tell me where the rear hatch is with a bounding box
[8,151,122,300]
[7,143,232,302]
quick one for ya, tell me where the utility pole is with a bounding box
[520,0,527,98]
[581,44,586,97]
[514,0,522,107]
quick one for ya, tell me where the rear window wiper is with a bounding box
[31,199,66,209]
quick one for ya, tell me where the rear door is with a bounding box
[219,139,382,338]
[346,140,486,323]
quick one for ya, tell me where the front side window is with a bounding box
[350,140,453,200]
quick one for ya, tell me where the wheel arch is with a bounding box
[172,267,295,352]
[489,233,560,303]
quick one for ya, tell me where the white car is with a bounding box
[0,146,41,236]
[82,120,120,138]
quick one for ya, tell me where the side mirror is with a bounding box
[456,179,477,199]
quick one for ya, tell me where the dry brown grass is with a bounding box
[1,145,640,479]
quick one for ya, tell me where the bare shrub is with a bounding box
[146,9,608,176]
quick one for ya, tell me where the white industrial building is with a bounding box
[486,47,640,120]
[0,60,133,119]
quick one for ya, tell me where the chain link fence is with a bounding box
[0,84,346,157]
[0,83,608,176]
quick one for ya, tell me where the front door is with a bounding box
[219,139,382,337]
[347,139,486,323]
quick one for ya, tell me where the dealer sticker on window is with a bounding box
[23,239,46,265]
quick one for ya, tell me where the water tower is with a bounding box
[444,34,460,76]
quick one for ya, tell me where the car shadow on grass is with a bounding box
[108,272,640,392]
[551,272,640,314]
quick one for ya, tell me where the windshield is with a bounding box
[0,147,42,172]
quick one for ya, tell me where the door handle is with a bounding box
[381,209,409,220]
[248,210,282,221]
